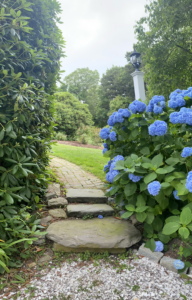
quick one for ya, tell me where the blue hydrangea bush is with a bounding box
[100,88,192,272]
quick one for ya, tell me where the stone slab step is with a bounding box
[47,217,141,254]
[66,189,107,203]
[67,204,114,217]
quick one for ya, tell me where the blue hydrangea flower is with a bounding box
[173,260,185,270]
[170,108,192,125]
[129,100,146,114]
[99,127,110,140]
[113,155,124,163]
[102,148,107,155]
[114,112,124,123]
[129,173,143,182]
[109,131,117,142]
[110,162,116,172]
[169,89,182,99]
[168,95,185,109]
[186,171,192,192]
[181,147,192,158]
[103,143,108,149]
[154,241,164,252]
[98,215,103,219]
[148,120,167,136]
[118,108,131,118]
[108,114,115,126]
[146,95,166,113]
[106,170,119,183]
[147,181,161,196]
[153,104,163,115]
[173,190,180,200]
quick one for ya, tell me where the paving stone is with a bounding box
[130,214,141,226]
[45,192,56,200]
[160,256,188,273]
[67,204,114,217]
[48,197,68,208]
[47,217,141,253]
[41,216,53,226]
[49,209,67,219]
[66,189,107,203]
[138,244,164,263]
[33,235,45,245]
[48,183,60,196]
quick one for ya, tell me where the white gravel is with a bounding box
[3,255,192,300]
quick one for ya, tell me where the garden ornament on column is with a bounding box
[130,49,146,102]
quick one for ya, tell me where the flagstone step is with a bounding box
[46,217,142,254]
[66,189,107,203]
[67,204,114,217]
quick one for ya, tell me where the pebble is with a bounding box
[2,256,192,300]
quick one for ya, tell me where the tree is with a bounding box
[134,0,192,99]
[95,64,135,127]
[85,87,100,122]
[108,95,132,116]
[54,92,93,137]
[63,68,100,100]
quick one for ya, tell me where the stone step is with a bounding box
[67,204,114,218]
[66,189,107,203]
[46,217,141,254]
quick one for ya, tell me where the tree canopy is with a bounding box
[95,64,135,127]
[134,0,192,99]
[63,68,100,100]
[54,92,93,137]
[108,95,132,116]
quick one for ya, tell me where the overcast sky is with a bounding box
[58,0,148,79]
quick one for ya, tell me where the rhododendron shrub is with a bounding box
[100,88,192,272]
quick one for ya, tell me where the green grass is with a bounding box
[51,144,108,181]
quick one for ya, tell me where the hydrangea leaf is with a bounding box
[165,157,180,166]
[145,212,155,224]
[179,227,189,240]
[180,208,192,225]
[144,238,156,252]
[153,216,163,232]
[125,204,135,212]
[151,154,163,169]
[144,172,157,184]
[144,223,153,235]
[136,194,146,206]
[124,183,137,197]
[136,212,147,223]
[156,168,168,174]
[135,206,149,213]
[140,147,150,155]
[165,216,180,224]
[161,182,171,188]
[158,232,170,244]
[162,222,181,235]
[114,160,125,170]
[121,211,133,219]
[140,182,147,191]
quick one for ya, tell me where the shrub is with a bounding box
[0,0,64,272]
[76,126,102,145]
[54,132,67,141]
[54,92,93,137]
[101,89,192,271]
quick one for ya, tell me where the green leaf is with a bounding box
[0,130,4,141]
[140,147,150,155]
[161,182,171,189]
[165,157,180,166]
[187,222,192,231]
[110,186,120,195]
[125,204,135,211]
[162,222,181,235]
[144,238,156,252]
[151,154,163,168]
[140,182,147,191]
[113,172,125,182]
[135,206,148,213]
[153,216,163,232]
[5,123,12,133]
[124,157,133,168]
[180,208,192,225]
[145,212,155,224]
[121,211,133,219]
[135,212,147,222]
[179,227,189,240]
[136,194,146,206]
[158,232,170,244]
[142,163,153,169]
[156,168,168,174]
[165,216,180,224]
[4,193,14,205]
[159,197,169,210]
[124,183,137,197]
[144,223,153,235]
[144,172,157,184]
[114,160,125,170]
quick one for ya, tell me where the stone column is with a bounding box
[131,71,146,101]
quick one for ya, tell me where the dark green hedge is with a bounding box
[0,0,65,242]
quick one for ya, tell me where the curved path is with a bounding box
[50,156,105,189]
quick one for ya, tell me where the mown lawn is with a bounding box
[51,144,108,181]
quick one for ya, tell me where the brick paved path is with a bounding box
[50,157,105,189]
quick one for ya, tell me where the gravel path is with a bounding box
[5,254,192,300]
